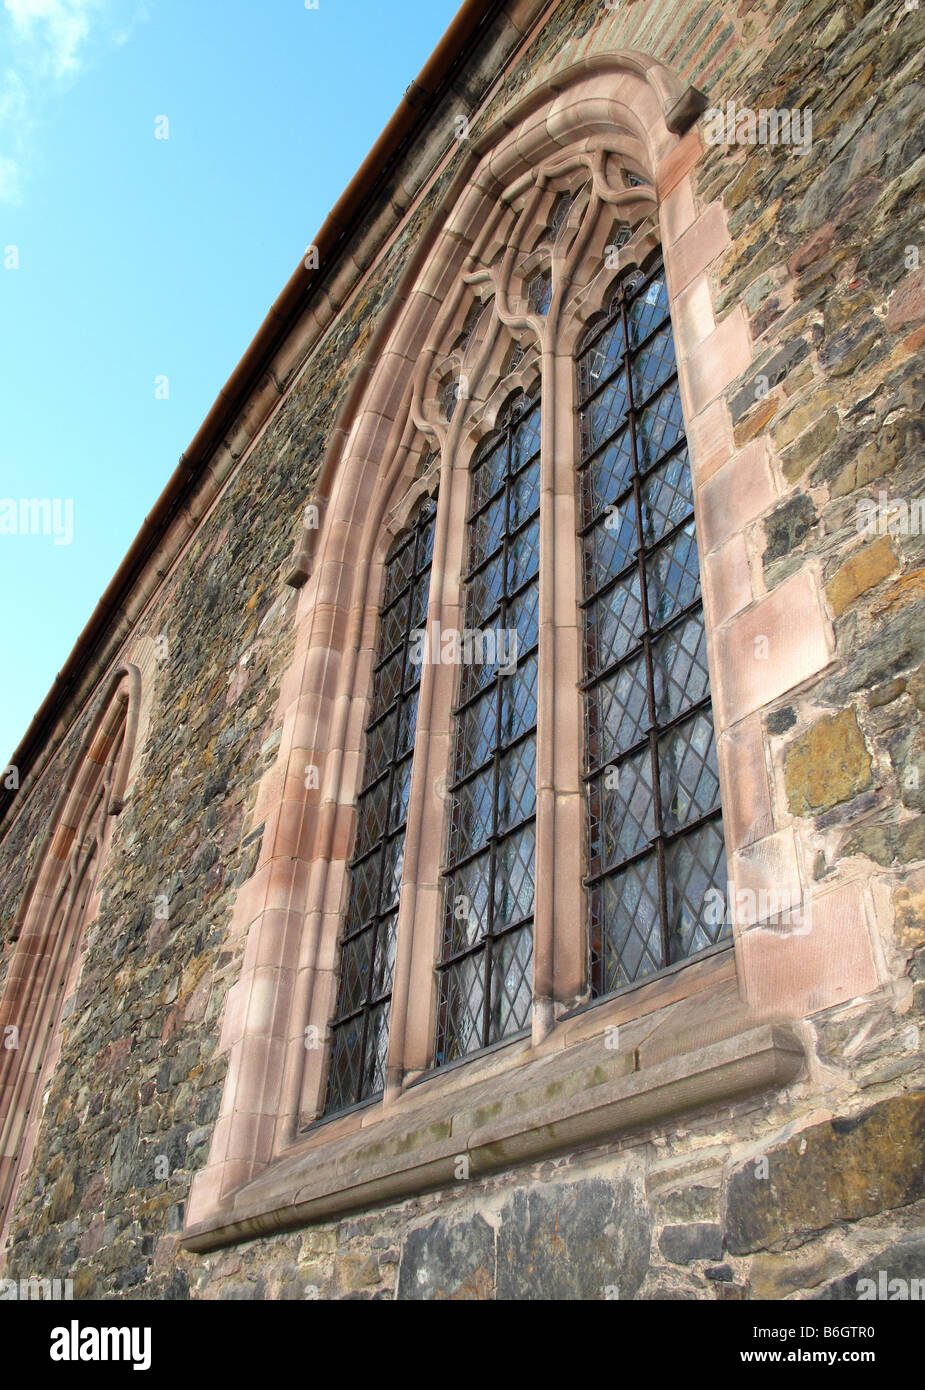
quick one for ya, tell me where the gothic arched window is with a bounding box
[316,214,732,1122]
[577,257,728,996]
[191,58,767,1235]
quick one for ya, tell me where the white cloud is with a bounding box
[4,0,104,80]
[0,64,30,203]
[0,0,145,204]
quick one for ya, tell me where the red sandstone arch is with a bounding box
[188,52,715,1230]
[0,664,140,1245]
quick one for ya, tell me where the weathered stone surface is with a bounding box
[892,879,925,951]
[749,1246,845,1300]
[843,817,925,867]
[825,538,898,617]
[773,390,838,451]
[658,1222,723,1265]
[889,726,925,811]
[397,1214,495,1301]
[334,1253,384,1296]
[766,706,796,736]
[763,495,818,567]
[784,708,872,817]
[779,410,839,482]
[733,396,778,449]
[496,1177,651,1301]
[813,1235,925,1300]
[729,339,810,424]
[869,677,906,710]
[650,1182,721,1225]
[908,663,925,713]
[820,599,925,705]
[871,568,925,619]
[726,1094,925,1254]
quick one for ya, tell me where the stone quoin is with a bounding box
[0,0,923,1302]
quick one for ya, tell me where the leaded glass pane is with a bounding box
[436,954,485,1067]
[489,925,533,1040]
[577,259,728,998]
[493,824,535,929]
[665,820,728,963]
[641,446,694,544]
[444,852,491,954]
[583,428,634,523]
[506,518,540,590]
[500,654,537,746]
[528,271,552,316]
[547,191,574,240]
[436,392,540,1065]
[585,572,643,675]
[455,687,497,779]
[324,499,436,1115]
[469,496,506,570]
[583,504,637,591]
[471,442,507,513]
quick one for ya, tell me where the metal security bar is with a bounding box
[576,258,729,998]
[324,499,437,1113]
[435,392,541,1065]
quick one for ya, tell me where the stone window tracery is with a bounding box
[319,144,724,1106]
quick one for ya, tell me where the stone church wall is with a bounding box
[0,0,923,1299]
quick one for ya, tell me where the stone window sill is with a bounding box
[183,962,804,1252]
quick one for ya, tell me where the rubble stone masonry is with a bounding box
[0,0,923,1299]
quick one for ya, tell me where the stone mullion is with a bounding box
[375,511,432,1103]
[548,346,587,1011]
[529,338,556,1046]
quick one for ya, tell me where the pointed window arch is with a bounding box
[186,55,795,1244]
[0,665,139,1235]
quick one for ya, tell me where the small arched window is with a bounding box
[0,666,139,1235]
[576,256,728,996]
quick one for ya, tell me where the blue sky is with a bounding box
[0,0,462,764]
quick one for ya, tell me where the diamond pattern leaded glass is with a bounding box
[546,191,574,241]
[527,271,553,316]
[436,393,540,1066]
[324,500,436,1114]
[577,259,728,999]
